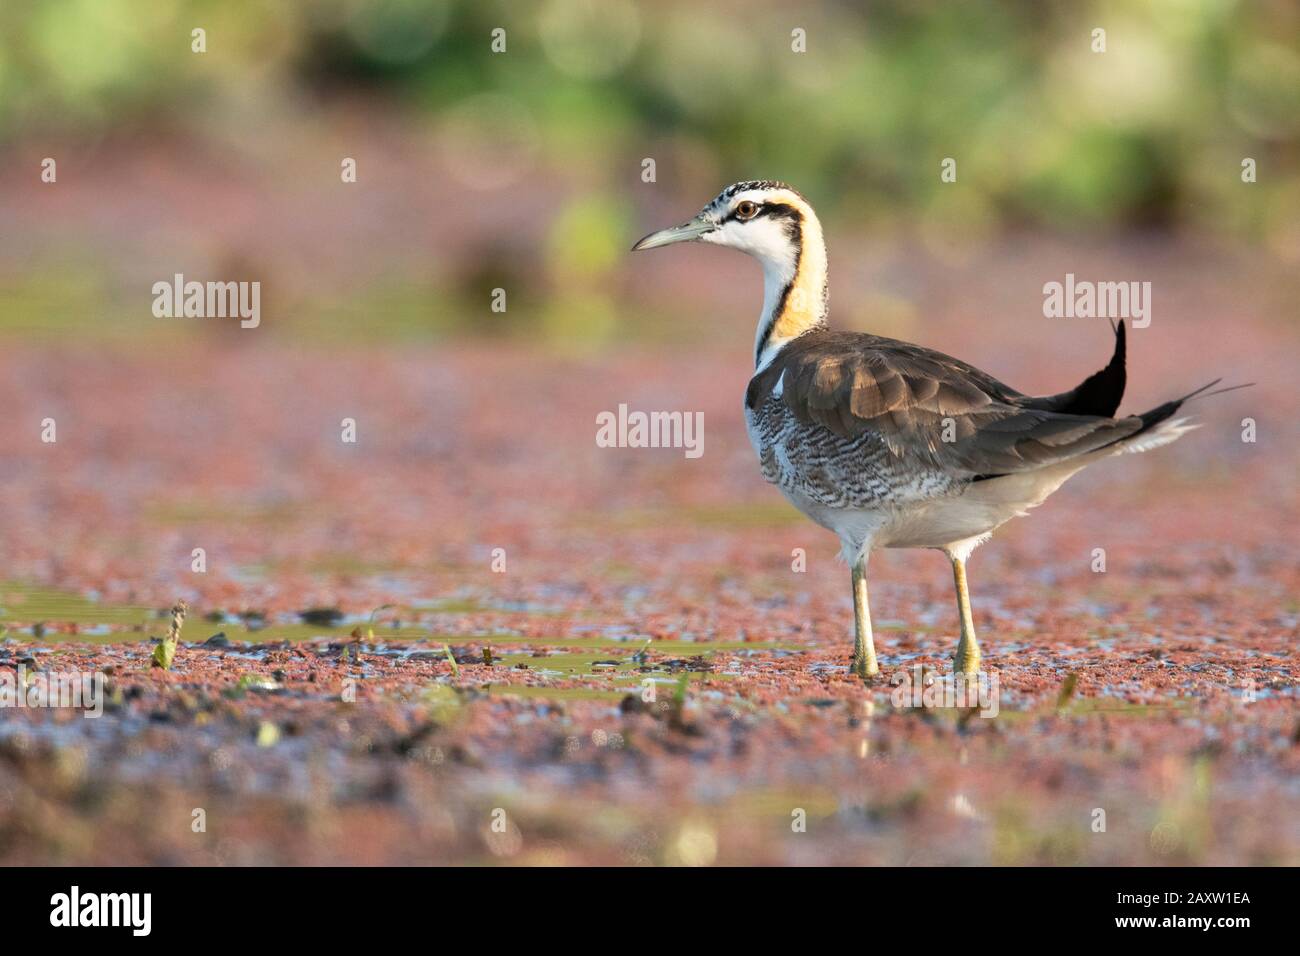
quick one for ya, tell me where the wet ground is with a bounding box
[0,290,1295,865]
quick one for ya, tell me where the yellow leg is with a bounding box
[951,556,981,674]
[851,556,880,679]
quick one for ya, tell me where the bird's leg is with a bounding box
[950,556,981,674]
[850,556,880,679]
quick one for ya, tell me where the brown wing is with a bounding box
[746,329,1143,477]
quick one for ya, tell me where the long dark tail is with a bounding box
[1108,379,1253,454]
[1135,378,1254,433]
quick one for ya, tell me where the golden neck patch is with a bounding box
[756,195,828,363]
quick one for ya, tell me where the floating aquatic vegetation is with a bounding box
[151,600,187,671]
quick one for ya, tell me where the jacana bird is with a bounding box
[634,181,1232,679]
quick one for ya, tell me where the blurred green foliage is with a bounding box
[2,0,1296,238]
[1,1,1297,345]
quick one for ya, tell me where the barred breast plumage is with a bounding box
[744,392,962,511]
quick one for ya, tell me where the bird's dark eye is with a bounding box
[735,200,759,220]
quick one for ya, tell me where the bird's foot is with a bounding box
[850,652,880,681]
[952,643,981,675]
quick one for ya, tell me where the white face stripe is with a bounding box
[704,212,798,274]
[700,187,811,273]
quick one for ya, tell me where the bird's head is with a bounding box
[632,181,821,279]
[633,181,829,366]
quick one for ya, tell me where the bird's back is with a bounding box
[743,325,1144,519]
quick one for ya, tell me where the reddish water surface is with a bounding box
[0,249,1296,864]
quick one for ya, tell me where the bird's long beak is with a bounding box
[631,216,714,251]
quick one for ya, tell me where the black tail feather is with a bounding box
[1026,320,1127,417]
[1136,378,1254,432]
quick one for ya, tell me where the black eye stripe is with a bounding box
[721,201,799,225]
